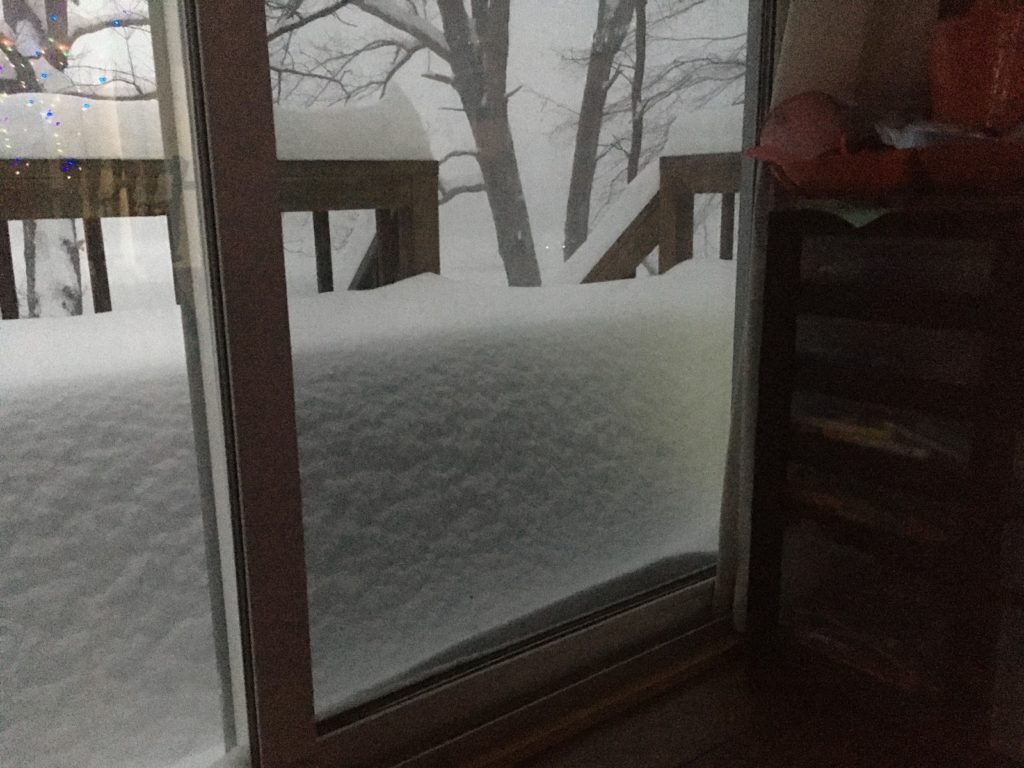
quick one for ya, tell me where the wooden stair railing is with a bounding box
[580,152,742,284]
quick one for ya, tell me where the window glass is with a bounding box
[1,2,241,766]
[264,0,748,718]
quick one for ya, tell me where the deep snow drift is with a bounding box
[1,257,735,765]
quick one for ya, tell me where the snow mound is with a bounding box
[2,259,736,764]
[0,89,433,161]
[276,86,433,161]
[663,104,744,156]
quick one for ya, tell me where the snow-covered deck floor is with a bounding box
[1,258,735,767]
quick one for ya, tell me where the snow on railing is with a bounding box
[548,152,742,285]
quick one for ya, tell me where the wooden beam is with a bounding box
[720,192,736,260]
[83,218,112,313]
[312,211,333,293]
[660,190,694,273]
[660,152,742,194]
[407,172,441,280]
[349,235,381,291]
[0,219,18,320]
[375,208,401,286]
[584,193,661,283]
[0,159,169,220]
[277,160,438,213]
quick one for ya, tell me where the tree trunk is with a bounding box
[627,0,647,183]
[24,219,83,316]
[437,0,541,286]
[563,0,636,259]
[23,220,39,318]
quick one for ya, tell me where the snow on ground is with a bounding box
[0,89,432,161]
[1,257,735,763]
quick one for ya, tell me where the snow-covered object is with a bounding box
[1,259,735,763]
[0,89,433,160]
[275,86,432,161]
[548,163,660,285]
[204,747,250,768]
[662,104,744,156]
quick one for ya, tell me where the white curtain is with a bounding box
[772,0,940,115]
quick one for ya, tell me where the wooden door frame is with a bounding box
[177,1,776,766]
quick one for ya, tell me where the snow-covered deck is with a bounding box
[1,257,736,766]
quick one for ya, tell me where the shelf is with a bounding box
[796,284,990,331]
[793,358,978,421]
[788,430,971,503]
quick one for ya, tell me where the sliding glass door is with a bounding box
[0,1,247,766]
[254,1,753,763]
[3,1,763,766]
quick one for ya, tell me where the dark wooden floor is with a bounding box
[525,664,1018,768]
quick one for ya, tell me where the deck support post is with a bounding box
[0,219,18,319]
[313,210,333,293]
[720,193,736,260]
[84,218,112,313]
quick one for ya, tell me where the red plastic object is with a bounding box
[754,91,853,162]
[749,142,1024,199]
[760,149,917,198]
[918,141,1024,191]
[932,0,1024,134]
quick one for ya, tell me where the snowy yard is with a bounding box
[1,257,735,766]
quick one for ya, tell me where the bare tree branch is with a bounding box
[68,15,149,44]
[267,1,352,41]
[350,0,449,60]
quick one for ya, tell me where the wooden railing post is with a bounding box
[720,192,736,260]
[0,219,18,319]
[312,210,333,293]
[375,208,401,286]
[83,218,112,313]
[659,188,694,273]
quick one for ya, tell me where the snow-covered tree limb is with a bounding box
[67,14,148,44]
[439,148,477,164]
[438,177,486,205]
[349,0,449,60]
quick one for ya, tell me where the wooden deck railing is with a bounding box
[580,152,742,283]
[0,151,740,318]
[0,157,439,319]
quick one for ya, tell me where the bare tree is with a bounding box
[267,0,542,287]
[627,0,647,183]
[562,0,636,260]
[560,0,745,258]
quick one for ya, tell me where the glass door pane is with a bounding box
[1,2,244,766]
[264,0,748,719]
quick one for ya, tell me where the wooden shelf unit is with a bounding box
[749,199,1024,759]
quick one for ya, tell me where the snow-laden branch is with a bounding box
[350,0,449,61]
[439,148,477,164]
[68,15,149,43]
[438,171,485,204]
